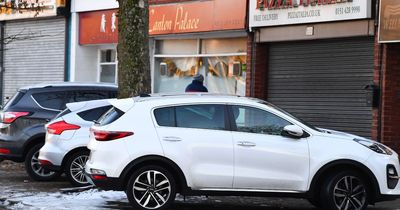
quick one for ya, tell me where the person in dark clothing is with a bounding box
[185,74,208,92]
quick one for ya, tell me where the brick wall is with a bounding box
[245,33,268,99]
[380,43,400,154]
[371,36,382,141]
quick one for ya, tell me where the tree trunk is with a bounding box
[117,0,151,98]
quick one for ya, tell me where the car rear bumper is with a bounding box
[0,139,24,162]
[38,141,66,167]
[41,163,62,172]
[84,167,124,191]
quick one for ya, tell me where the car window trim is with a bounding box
[30,95,62,112]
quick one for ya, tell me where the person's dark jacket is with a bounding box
[185,80,208,92]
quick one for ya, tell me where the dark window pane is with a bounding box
[78,105,112,122]
[73,91,109,102]
[32,92,66,110]
[232,106,291,135]
[108,91,118,98]
[154,107,175,127]
[176,105,225,130]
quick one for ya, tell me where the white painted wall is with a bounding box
[71,0,118,13]
[69,11,115,82]
[74,45,98,82]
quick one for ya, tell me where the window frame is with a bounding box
[97,49,118,84]
[31,91,68,112]
[152,103,231,131]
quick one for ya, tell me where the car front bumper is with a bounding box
[366,152,400,200]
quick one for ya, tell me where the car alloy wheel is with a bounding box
[333,176,367,210]
[70,155,89,185]
[31,150,56,177]
[25,144,60,181]
[65,150,90,187]
[127,165,176,210]
[321,170,369,210]
[133,170,171,209]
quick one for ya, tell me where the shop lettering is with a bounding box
[383,17,400,30]
[174,6,199,31]
[257,0,353,10]
[288,9,320,19]
[89,34,116,42]
[150,14,173,33]
[150,6,200,33]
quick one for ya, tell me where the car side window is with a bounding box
[175,105,226,130]
[73,91,109,102]
[32,92,66,110]
[154,107,175,127]
[77,105,112,122]
[232,106,291,136]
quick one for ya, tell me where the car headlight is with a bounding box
[354,138,393,155]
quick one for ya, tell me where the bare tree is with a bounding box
[116,0,151,98]
[0,0,49,17]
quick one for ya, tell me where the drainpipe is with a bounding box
[250,30,257,97]
[0,21,4,106]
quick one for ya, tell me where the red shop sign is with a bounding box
[79,9,118,45]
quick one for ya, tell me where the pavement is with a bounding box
[0,160,399,210]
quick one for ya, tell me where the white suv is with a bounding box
[85,94,400,210]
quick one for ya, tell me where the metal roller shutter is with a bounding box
[3,17,66,102]
[267,37,374,138]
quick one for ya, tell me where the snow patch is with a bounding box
[2,189,126,210]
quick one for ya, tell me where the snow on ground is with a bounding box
[0,189,127,210]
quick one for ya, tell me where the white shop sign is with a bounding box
[249,0,372,28]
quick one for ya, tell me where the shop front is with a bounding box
[0,0,67,104]
[69,0,119,84]
[377,0,400,151]
[249,0,375,138]
[150,0,248,95]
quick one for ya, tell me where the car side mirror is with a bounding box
[282,125,304,139]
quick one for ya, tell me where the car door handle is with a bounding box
[162,136,182,142]
[237,141,256,147]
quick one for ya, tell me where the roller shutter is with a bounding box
[3,18,66,102]
[267,38,374,138]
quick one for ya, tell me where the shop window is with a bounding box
[154,55,246,95]
[153,38,247,95]
[156,39,198,55]
[99,49,117,84]
[201,38,247,54]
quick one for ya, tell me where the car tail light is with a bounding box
[47,121,81,135]
[39,159,53,166]
[0,148,10,154]
[1,112,30,124]
[91,129,133,141]
[90,168,107,180]
[92,175,107,180]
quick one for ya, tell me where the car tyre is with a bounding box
[126,165,176,210]
[25,144,61,181]
[65,150,90,187]
[320,170,369,210]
